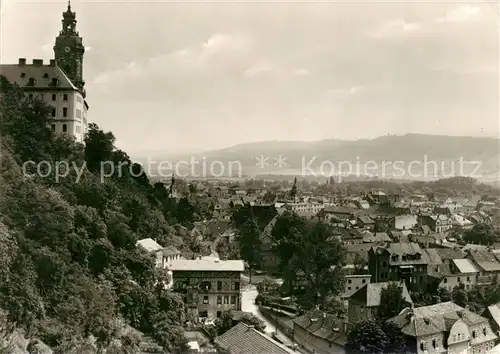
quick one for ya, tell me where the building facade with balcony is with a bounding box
[169,257,245,320]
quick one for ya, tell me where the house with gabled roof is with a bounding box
[348,281,412,326]
[368,242,428,291]
[390,302,496,354]
[292,309,348,354]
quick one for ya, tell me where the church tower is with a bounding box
[54,1,85,97]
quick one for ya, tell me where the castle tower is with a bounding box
[54,1,85,97]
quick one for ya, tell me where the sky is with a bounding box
[1,0,499,154]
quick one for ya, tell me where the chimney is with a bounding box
[32,59,43,65]
[18,58,26,65]
[49,59,56,67]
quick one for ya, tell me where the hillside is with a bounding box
[140,134,500,181]
[0,77,195,352]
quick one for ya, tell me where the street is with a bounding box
[240,284,295,347]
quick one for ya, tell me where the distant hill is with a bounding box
[138,134,500,182]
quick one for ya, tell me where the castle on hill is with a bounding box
[0,1,88,143]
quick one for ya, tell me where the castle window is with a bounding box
[76,109,81,118]
[63,94,68,101]
[63,107,68,117]
[217,296,222,305]
[20,72,26,78]
[217,281,222,291]
[51,108,56,117]
[43,73,49,78]
[472,330,476,339]
[28,93,33,100]
[51,124,56,132]
[62,124,67,133]
[203,296,209,304]
[432,339,436,348]
[231,296,236,304]
[27,78,36,86]
[51,78,59,86]
[483,327,487,336]
[52,94,56,101]
[223,296,229,304]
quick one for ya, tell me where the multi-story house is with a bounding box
[466,250,500,286]
[0,3,88,142]
[318,206,357,223]
[348,281,412,326]
[357,216,375,231]
[169,257,244,320]
[368,242,428,291]
[434,258,479,291]
[418,214,453,233]
[390,302,497,354]
[342,274,371,299]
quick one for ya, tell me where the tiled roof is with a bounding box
[0,62,77,90]
[391,302,490,338]
[467,250,500,272]
[374,242,428,265]
[292,309,347,345]
[432,248,466,261]
[215,322,294,354]
[169,258,244,272]
[349,281,412,307]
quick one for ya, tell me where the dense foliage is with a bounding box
[345,318,406,354]
[0,77,192,352]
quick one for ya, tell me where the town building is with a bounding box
[390,302,497,354]
[368,242,428,291]
[292,309,347,354]
[0,2,88,142]
[169,257,244,320]
[342,274,371,299]
[348,281,412,326]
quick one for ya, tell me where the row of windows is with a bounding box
[216,296,237,305]
[347,279,367,284]
[202,295,237,305]
[420,338,440,351]
[27,93,68,101]
[443,276,472,283]
[51,124,68,133]
[472,341,494,354]
[51,107,68,118]
[202,281,240,292]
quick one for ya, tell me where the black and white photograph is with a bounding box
[0,0,499,352]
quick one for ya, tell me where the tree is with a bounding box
[237,219,262,270]
[345,318,406,354]
[272,215,345,307]
[84,123,116,174]
[213,311,265,336]
[452,284,468,307]
[377,283,411,321]
[463,224,499,246]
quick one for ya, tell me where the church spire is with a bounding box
[61,0,76,34]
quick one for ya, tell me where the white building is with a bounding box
[0,2,89,143]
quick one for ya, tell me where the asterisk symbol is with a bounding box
[274,155,288,168]
[255,155,270,168]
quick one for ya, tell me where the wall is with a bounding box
[439,273,477,291]
[348,301,375,325]
[342,275,370,299]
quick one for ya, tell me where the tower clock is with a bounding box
[54,1,85,96]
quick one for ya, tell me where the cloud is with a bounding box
[372,19,422,38]
[294,69,309,76]
[91,33,252,86]
[326,86,364,96]
[244,61,274,78]
[435,6,482,23]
